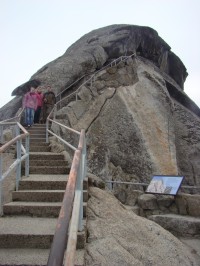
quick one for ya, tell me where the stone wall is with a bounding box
[114,186,200,218]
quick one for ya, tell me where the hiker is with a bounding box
[23,87,37,127]
[34,86,44,124]
[42,85,56,123]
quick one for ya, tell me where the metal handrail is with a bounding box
[0,121,29,215]
[0,107,24,124]
[56,74,88,102]
[55,53,136,109]
[105,180,200,190]
[0,52,135,264]
[47,54,138,266]
[47,104,86,266]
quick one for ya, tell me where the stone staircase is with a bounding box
[0,124,87,266]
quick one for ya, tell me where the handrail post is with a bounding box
[46,120,49,143]
[0,153,3,216]
[25,135,30,177]
[0,125,3,144]
[16,137,21,191]
[77,159,83,232]
[47,149,80,266]
[83,135,87,180]
[53,105,57,120]
[16,123,21,190]
[59,95,61,110]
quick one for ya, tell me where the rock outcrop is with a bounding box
[1,23,200,265]
[12,25,187,96]
[0,24,200,189]
[85,186,199,265]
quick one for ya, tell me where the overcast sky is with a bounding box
[0,0,200,109]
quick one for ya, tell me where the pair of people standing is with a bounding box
[23,85,56,127]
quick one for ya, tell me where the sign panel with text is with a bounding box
[146,175,184,195]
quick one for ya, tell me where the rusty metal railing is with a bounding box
[0,107,24,125]
[55,53,136,111]
[47,54,139,265]
[47,106,86,266]
[0,121,30,215]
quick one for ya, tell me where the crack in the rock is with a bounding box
[86,88,117,133]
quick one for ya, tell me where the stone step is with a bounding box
[0,248,85,266]
[29,138,47,142]
[12,190,65,202]
[30,146,51,152]
[22,126,46,134]
[3,201,87,218]
[27,125,46,130]
[12,190,88,202]
[19,175,88,190]
[149,214,200,237]
[30,133,46,139]
[29,166,70,174]
[0,216,85,249]
[29,142,49,147]
[29,152,65,160]
[29,128,46,132]
[19,174,68,190]
[28,132,46,136]
[0,248,49,265]
[28,142,50,151]
[23,142,49,147]
[30,159,67,166]
[0,216,56,248]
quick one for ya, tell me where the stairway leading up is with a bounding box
[0,124,87,266]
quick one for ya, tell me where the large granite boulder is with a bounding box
[54,55,199,188]
[11,24,187,96]
[85,187,199,265]
[0,24,200,190]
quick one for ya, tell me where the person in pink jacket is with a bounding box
[34,86,44,124]
[23,87,38,127]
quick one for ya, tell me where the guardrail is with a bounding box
[0,121,29,215]
[0,107,24,124]
[105,180,200,193]
[47,53,137,265]
[0,53,135,264]
[47,112,86,266]
[55,53,136,111]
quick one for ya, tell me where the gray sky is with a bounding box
[0,0,200,108]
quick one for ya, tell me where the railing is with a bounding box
[0,53,135,264]
[0,107,24,124]
[56,74,88,108]
[105,180,200,193]
[0,121,29,215]
[47,110,86,266]
[47,54,138,265]
[55,53,136,111]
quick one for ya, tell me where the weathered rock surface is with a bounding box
[0,96,22,121]
[149,214,200,237]
[174,102,200,186]
[0,24,200,193]
[54,54,199,189]
[11,24,187,97]
[176,193,200,217]
[85,187,199,265]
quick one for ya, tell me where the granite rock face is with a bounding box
[11,24,187,96]
[85,187,198,265]
[0,24,200,188]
